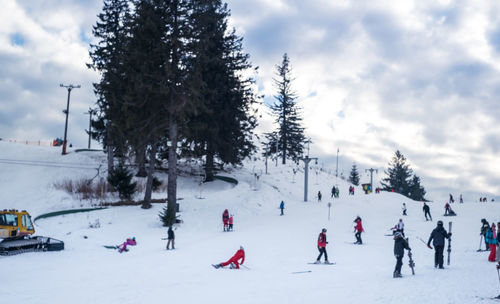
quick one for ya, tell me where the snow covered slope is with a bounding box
[1,141,499,303]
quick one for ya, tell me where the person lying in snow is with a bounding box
[118,237,137,253]
[213,246,245,269]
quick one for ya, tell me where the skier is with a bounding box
[392,218,405,237]
[228,215,234,231]
[423,202,432,221]
[427,220,452,268]
[118,237,137,253]
[481,219,490,251]
[166,226,175,250]
[486,223,498,262]
[213,246,245,269]
[222,209,229,231]
[459,194,463,204]
[354,216,364,244]
[315,228,329,264]
[280,200,285,216]
[402,203,407,216]
[449,194,455,203]
[335,187,340,198]
[331,186,335,198]
[444,202,450,215]
[393,231,411,278]
[318,191,322,202]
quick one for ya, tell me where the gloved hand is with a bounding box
[427,244,432,249]
[449,232,452,237]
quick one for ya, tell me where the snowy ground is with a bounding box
[1,141,499,304]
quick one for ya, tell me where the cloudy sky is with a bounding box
[1,0,499,203]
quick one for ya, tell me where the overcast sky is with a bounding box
[1,0,499,203]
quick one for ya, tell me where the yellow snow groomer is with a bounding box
[0,209,63,256]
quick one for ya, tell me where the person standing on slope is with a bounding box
[402,203,407,216]
[166,226,175,250]
[354,216,364,244]
[393,232,411,278]
[486,223,498,262]
[423,202,432,221]
[228,215,234,231]
[481,219,490,251]
[222,209,229,232]
[427,220,452,269]
[315,228,329,263]
[280,200,285,216]
[213,246,245,269]
[444,202,451,215]
[318,191,322,202]
[392,218,405,237]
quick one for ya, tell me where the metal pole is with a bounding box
[365,168,378,193]
[265,142,268,174]
[85,108,95,149]
[336,148,339,178]
[60,84,80,155]
[300,155,318,202]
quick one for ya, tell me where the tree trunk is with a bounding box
[135,146,147,177]
[142,141,156,209]
[106,124,114,177]
[205,146,215,182]
[166,117,178,226]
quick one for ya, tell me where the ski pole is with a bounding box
[241,264,251,270]
[478,235,483,251]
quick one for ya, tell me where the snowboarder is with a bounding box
[213,246,245,269]
[318,191,322,202]
[481,219,491,251]
[427,220,452,269]
[118,237,137,253]
[354,216,364,244]
[222,209,229,231]
[393,231,411,278]
[392,218,405,237]
[228,215,234,231]
[423,202,432,221]
[402,203,407,216]
[444,202,451,215]
[166,226,175,250]
[280,200,285,216]
[486,223,498,262]
[315,228,329,263]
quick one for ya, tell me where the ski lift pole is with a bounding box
[328,202,332,221]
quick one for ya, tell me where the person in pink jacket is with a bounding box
[354,216,364,244]
[118,237,137,253]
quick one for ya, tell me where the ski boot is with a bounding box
[314,260,321,264]
[212,264,222,269]
[393,271,402,278]
[324,260,330,264]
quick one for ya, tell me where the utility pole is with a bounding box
[299,155,318,202]
[336,148,339,178]
[85,108,96,149]
[265,142,269,174]
[365,168,378,193]
[60,84,81,155]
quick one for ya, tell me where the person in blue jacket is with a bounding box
[280,201,285,216]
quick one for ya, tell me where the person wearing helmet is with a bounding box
[354,216,364,244]
[213,246,245,269]
[480,219,490,251]
[485,223,498,262]
[391,218,405,237]
[315,228,329,264]
[222,209,229,232]
[118,237,137,253]
[423,202,432,221]
[393,231,410,278]
[427,221,452,268]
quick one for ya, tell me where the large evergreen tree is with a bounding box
[184,0,258,181]
[348,164,360,186]
[270,53,305,164]
[381,150,426,201]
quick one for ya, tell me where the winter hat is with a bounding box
[322,228,327,232]
[240,246,244,251]
[437,220,443,226]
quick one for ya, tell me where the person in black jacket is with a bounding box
[423,202,432,221]
[480,219,490,251]
[166,226,175,250]
[393,232,411,278]
[427,220,451,268]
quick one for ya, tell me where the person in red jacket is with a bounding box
[213,246,245,269]
[315,228,329,263]
[222,209,229,231]
[354,216,364,244]
[228,215,234,231]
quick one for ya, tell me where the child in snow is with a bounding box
[392,219,405,237]
[402,203,407,216]
[486,223,498,262]
[222,209,229,231]
[315,228,329,263]
[280,200,285,216]
[228,215,234,231]
[444,202,451,215]
[393,231,411,278]
[213,246,245,269]
[118,237,137,253]
[354,216,364,244]
[166,226,175,250]
[427,221,451,268]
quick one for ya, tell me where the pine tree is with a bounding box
[107,165,137,199]
[348,164,360,186]
[184,0,258,181]
[407,175,426,201]
[381,150,413,194]
[270,53,305,164]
